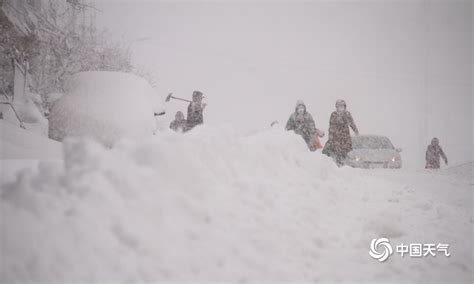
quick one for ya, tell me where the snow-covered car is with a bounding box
[49,71,165,146]
[345,135,402,169]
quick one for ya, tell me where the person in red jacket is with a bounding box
[425,137,448,169]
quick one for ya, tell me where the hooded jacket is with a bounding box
[186,102,204,130]
[325,107,359,159]
[286,101,322,150]
[170,111,188,132]
[426,138,448,169]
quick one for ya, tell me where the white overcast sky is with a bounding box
[93,0,472,168]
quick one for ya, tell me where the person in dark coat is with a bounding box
[425,137,448,169]
[169,111,188,133]
[323,99,359,166]
[186,90,206,130]
[286,100,325,151]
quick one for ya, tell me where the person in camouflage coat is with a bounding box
[169,111,188,133]
[323,99,359,165]
[286,100,324,151]
[186,90,206,130]
[425,137,448,169]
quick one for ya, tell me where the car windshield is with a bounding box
[352,136,394,150]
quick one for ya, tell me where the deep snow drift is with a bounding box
[0,92,49,136]
[0,124,472,283]
[48,71,164,146]
[0,120,61,160]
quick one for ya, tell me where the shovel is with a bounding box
[165,93,192,103]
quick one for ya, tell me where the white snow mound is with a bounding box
[48,71,164,146]
[0,120,61,159]
[0,126,472,283]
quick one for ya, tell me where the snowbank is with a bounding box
[0,120,61,160]
[0,120,62,188]
[48,71,164,146]
[0,126,472,283]
[0,92,49,136]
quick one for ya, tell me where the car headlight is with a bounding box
[354,156,361,161]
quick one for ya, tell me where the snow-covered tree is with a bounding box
[1,0,133,111]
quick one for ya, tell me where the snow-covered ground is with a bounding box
[0,120,62,184]
[0,120,472,283]
[0,120,61,160]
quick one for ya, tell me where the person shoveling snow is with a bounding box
[186,90,206,130]
[165,90,207,131]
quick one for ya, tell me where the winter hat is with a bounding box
[192,90,203,100]
[336,99,346,109]
[295,100,306,112]
[175,111,184,120]
[431,137,439,145]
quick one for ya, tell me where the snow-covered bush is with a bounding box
[48,71,164,145]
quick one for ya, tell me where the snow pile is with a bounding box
[0,120,62,187]
[0,92,48,136]
[0,126,472,283]
[48,71,164,146]
[0,120,61,160]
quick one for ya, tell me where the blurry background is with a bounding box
[95,0,472,169]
